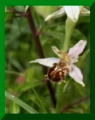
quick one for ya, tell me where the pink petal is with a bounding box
[69,64,85,86]
[68,40,87,60]
[29,58,60,67]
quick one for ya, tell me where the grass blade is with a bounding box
[32,89,47,113]
[5,91,38,114]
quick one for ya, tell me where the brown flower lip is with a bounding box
[48,61,71,82]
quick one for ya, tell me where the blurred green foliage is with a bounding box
[5,6,90,113]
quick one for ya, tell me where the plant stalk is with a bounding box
[56,18,77,113]
[25,7,56,107]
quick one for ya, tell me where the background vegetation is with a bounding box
[5,6,90,113]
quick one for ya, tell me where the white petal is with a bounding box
[29,58,60,67]
[64,6,80,22]
[52,46,61,57]
[45,7,65,21]
[68,40,87,60]
[69,64,85,86]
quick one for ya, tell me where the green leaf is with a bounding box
[15,6,25,12]
[5,70,24,76]
[17,81,44,93]
[33,6,58,18]
[76,49,90,67]
[5,91,38,113]
[9,58,24,71]
[44,29,64,41]
[71,29,86,42]
[63,79,71,92]
[24,68,35,83]
[5,12,14,22]
[30,97,42,110]
[9,102,20,113]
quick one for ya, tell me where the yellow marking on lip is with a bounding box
[59,71,62,76]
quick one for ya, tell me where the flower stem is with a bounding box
[56,18,77,113]
[63,17,76,51]
[63,6,83,51]
[8,7,56,107]
[56,82,65,113]
[25,7,56,107]
[56,7,84,113]
[61,96,90,113]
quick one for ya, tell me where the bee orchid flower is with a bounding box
[45,6,90,22]
[29,40,87,87]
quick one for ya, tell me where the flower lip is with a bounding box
[47,61,71,82]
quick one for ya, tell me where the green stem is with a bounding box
[56,82,65,113]
[63,17,77,51]
[63,6,83,51]
[56,7,84,113]
[56,18,77,113]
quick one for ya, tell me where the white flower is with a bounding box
[29,40,87,87]
[45,6,90,22]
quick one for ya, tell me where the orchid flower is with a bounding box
[45,6,90,22]
[29,40,87,87]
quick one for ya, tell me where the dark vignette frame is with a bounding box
[1,0,95,119]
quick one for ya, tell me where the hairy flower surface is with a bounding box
[30,40,87,86]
